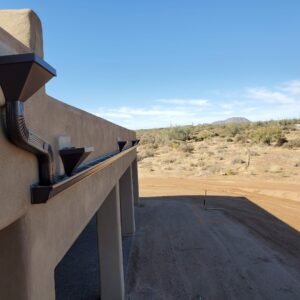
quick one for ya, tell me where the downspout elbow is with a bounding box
[5,100,54,185]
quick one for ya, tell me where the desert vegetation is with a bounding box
[136,118,300,181]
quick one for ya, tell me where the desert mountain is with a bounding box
[212,117,251,125]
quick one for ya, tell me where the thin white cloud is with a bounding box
[280,80,300,95]
[244,80,300,121]
[100,106,190,118]
[246,88,295,104]
[102,112,133,119]
[157,98,209,107]
[89,80,300,129]
[221,110,235,115]
[93,104,199,129]
[93,103,242,129]
[220,101,244,109]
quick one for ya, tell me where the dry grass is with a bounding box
[136,119,300,181]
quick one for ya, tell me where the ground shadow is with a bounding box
[54,216,132,300]
[141,195,300,258]
[54,195,300,300]
[126,195,300,300]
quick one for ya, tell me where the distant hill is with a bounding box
[212,117,251,125]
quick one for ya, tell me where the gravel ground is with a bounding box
[126,196,300,300]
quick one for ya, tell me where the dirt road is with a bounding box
[139,176,300,230]
[126,195,300,300]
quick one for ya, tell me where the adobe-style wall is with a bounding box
[0,9,138,300]
[0,9,136,230]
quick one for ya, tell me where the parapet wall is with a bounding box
[0,9,135,230]
[0,9,42,56]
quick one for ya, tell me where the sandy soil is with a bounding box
[132,125,300,299]
[137,134,300,183]
[125,174,300,299]
[139,176,300,231]
[126,195,300,300]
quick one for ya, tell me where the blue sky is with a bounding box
[2,1,300,129]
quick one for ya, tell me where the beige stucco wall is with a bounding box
[0,10,135,230]
[0,9,138,299]
[0,149,137,299]
[0,9,43,56]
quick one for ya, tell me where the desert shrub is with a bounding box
[136,118,299,149]
[211,132,219,137]
[215,123,250,138]
[148,143,159,150]
[154,130,171,144]
[251,125,284,145]
[206,151,214,156]
[197,130,213,140]
[283,138,300,149]
[223,169,238,175]
[162,157,177,164]
[137,149,155,161]
[193,135,204,142]
[167,126,193,141]
[231,158,246,165]
[275,136,288,147]
[154,143,159,149]
[206,165,221,174]
[168,140,181,149]
[279,118,300,127]
[235,134,248,143]
[250,150,259,156]
[164,166,173,171]
[197,160,206,167]
[140,134,155,145]
[224,124,242,137]
[144,149,155,157]
[179,143,194,153]
[190,162,198,167]
[144,126,195,144]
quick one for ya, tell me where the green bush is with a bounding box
[136,118,299,147]
[251,125,284,145]
[167,126,193,141]
[197,130,212,140]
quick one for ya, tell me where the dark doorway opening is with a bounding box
[55,215,133,299]
[55,217,100,300]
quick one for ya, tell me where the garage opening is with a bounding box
[54,215,132,299]
[55,216,100,299]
